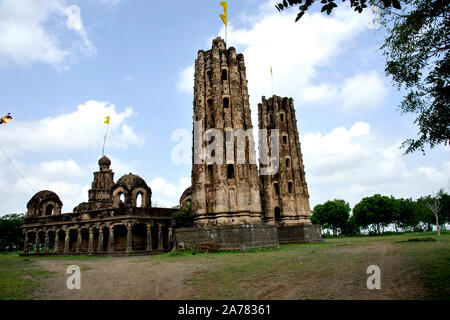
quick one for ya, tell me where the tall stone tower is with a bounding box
[191,37,262,225]
[258,96,311,225]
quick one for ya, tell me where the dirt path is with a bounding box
[32,241,429,300]
[34,256,203,300]
[259,242,427,300]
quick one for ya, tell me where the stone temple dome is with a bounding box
[111,173,152,208]
[115,173,150,192]
[26,190,63,217]
[98,156,111,167]
[98,156,112,171]
[27,190,62,209]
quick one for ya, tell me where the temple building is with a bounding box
[20,156,176,255]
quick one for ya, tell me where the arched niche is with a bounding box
[112,187,129,208]
[131,187,151,208]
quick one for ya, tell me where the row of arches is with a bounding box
[266,98,289,112]
[23,222,171,254]
[111,187,151,209]
[206,68,229,87]
[268,112,287,125]
[272,181,295,197]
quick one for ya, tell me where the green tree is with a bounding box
[395,198,420,231]
[172,202,193,228]
[311,199,351,235]
[275,0,450,154]
[0,213,25,252]
[352,194,398,234]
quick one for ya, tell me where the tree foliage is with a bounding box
[0,213,25,252]
[352,194,399,234]
[172,202,193,228]
[311,199,351,235]
[275,0,449,154]
[275,0,401,22]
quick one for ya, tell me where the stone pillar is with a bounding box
[108,225,115,252]
[76,229,82,253]
[146,223,153,251]
[35,230,40,254]
[23,232,29,254]
[44,230,50,253]
[98,228,104,253]
[64,230,70,253]
[157,223,164,251]
[88,228,94,254]
[126,223,133,253]
[54,230,59,253]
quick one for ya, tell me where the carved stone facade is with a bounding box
[186,37,313,227]
[21,157,176,255]
[258,96,311,225]
[191,37,262,225]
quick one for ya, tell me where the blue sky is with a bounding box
[0,0,448,216]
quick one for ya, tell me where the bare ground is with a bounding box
[32,241,430,300]
[34,257,203,300]
[258,242,427,300]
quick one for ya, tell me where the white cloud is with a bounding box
[149,177,190,208]
[0,158,89,214]
[1,100,144,155]
[302,71,389,111]
[301,122,450,208]
[176,65,194,93]
[177,2,382,117]
[0,0,95,68]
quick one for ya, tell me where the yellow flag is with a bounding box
[220,1,227,26]
[270,65,273,76]
[104,116,110,124]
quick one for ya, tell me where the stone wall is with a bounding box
[175,224,279,251]
[277,224,323,244]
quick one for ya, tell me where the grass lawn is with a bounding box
[0,254,54,300]
[163,231,450,299]
[0,231,448,300]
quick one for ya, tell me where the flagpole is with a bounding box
[102,122,109,157]
[271,66,274,96]
[225,25,227,46]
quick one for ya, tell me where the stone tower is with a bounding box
[89,156,115,202]
[258,96,311,225]
[74,156,115,212]
[191,37,262,225]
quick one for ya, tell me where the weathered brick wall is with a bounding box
[277,224,323,244]
[175,224,279,251]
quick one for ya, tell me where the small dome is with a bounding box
[27,190,62,209]
[180,186,193,207]
[98,156,111,167]
[180,186,192,201]
[116,173,149,191]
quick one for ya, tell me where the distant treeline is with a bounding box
[311,190,450,236]
[0,213,25,252]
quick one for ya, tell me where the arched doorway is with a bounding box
[274,207,281,222]
[45,204,54,216]
[114,225,128,251]
[132,224,147,251]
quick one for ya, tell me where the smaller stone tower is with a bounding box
[258,96,311,225]
[73,156,115,212]
[89,156,115,202]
